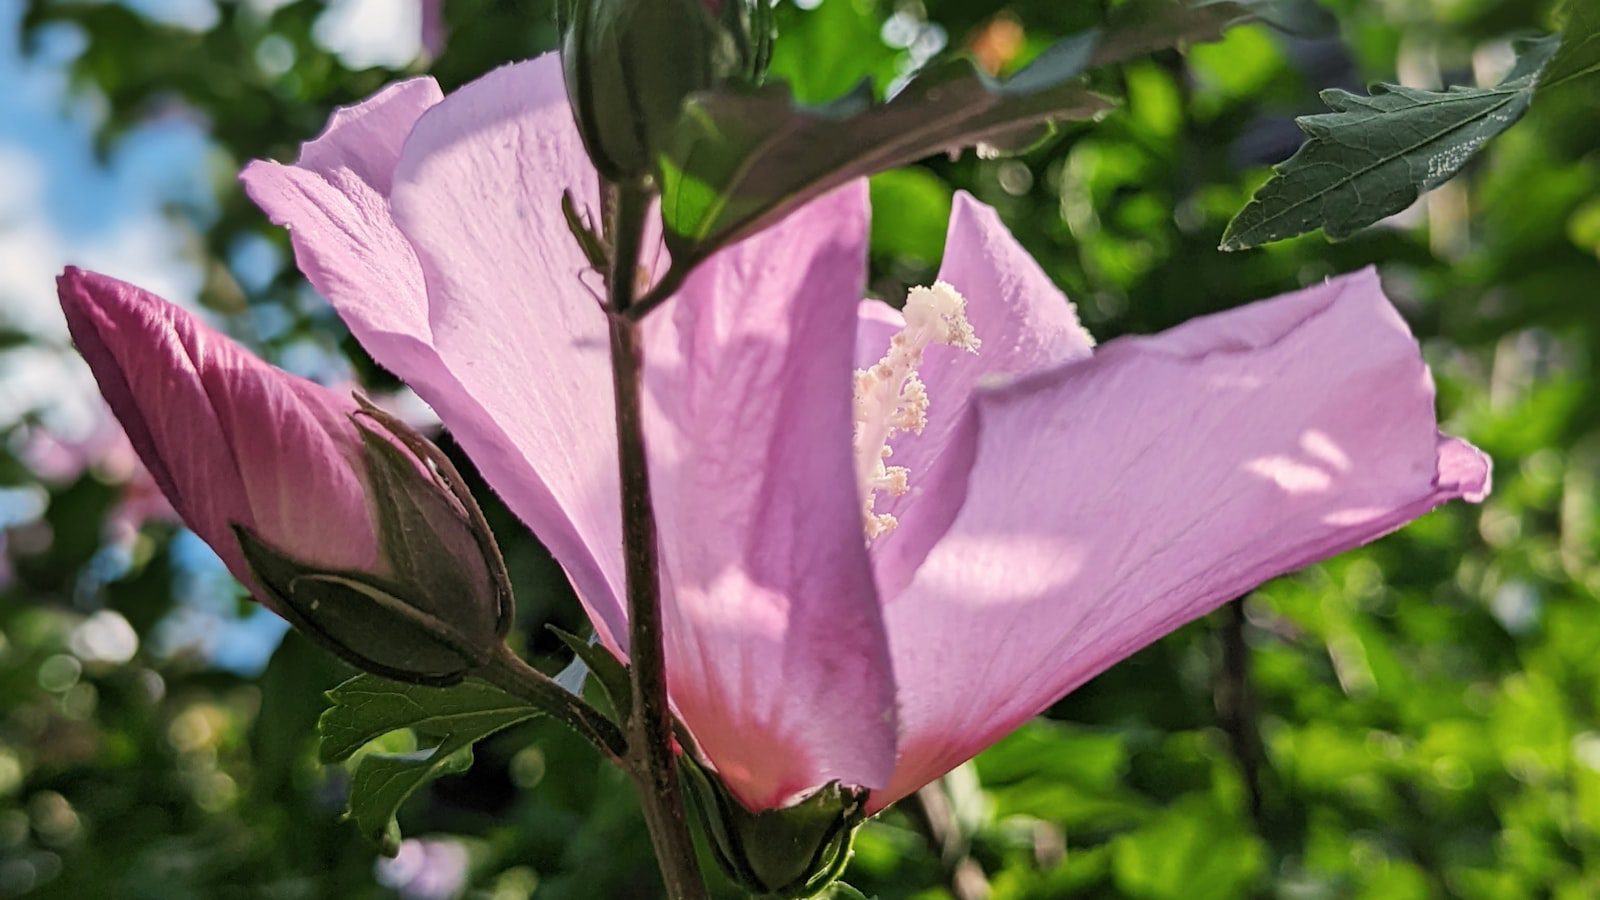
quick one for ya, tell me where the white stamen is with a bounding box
[853,282,980,541]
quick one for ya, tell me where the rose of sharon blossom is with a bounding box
[240,54,1489,813]
[57,268,509,683]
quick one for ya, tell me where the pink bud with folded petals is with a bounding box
[58,267,377,585]
[57,267,510,684]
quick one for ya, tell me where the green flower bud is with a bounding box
[684,758,866,898]
[558,0,765,181]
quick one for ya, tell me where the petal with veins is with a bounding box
[644,181,897,810]
[874,268,1490,811]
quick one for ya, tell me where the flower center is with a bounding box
[853,282,981,541]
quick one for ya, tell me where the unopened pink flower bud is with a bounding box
[57,267,511,683]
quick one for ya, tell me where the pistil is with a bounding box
[853,282,981,540]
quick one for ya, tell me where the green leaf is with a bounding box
[648,0,1313,283]
[1541,0,1600,96]
[348,739,478,856]
[318,674,541,763]
[658,34,1112,262]
[317,675,540,853]
[1221,35,1561,250]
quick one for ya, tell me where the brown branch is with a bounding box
[607,181,708,900]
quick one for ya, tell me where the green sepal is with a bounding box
[235,526,482,685]
[352,397,513,643]
[684,757,867,898]
[236,397,518,685]
[720,0,775,82]
[317,674,541,854]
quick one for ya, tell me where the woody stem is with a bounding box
[606,180,709,900]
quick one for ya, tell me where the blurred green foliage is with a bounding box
[1,0,1598,897]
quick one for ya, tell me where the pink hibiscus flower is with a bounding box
[62,51,1481,816]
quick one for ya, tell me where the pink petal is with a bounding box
[383,55,628,648]
[57,268,375,600]
[853,298,904,370]
[239,77,444,396]
[297,77,445,195]
[863,194,1096,599]
[874,267,1490,811]
[642,182,897,810]
[243,58,628,648]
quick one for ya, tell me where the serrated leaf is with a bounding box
[1541,0,1600,95]
[348,737,482,856]
[1221,35,1561,250]
[317,675,540,852]
[318,674,540,763]
[658,33,1112,262]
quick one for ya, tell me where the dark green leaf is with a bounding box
[1221,36,1561,250]
[318,674,541,763]
[1541,0,1600,96]
[347,738,477,856]
[658,35,1112,262]
[318,675,540,853]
